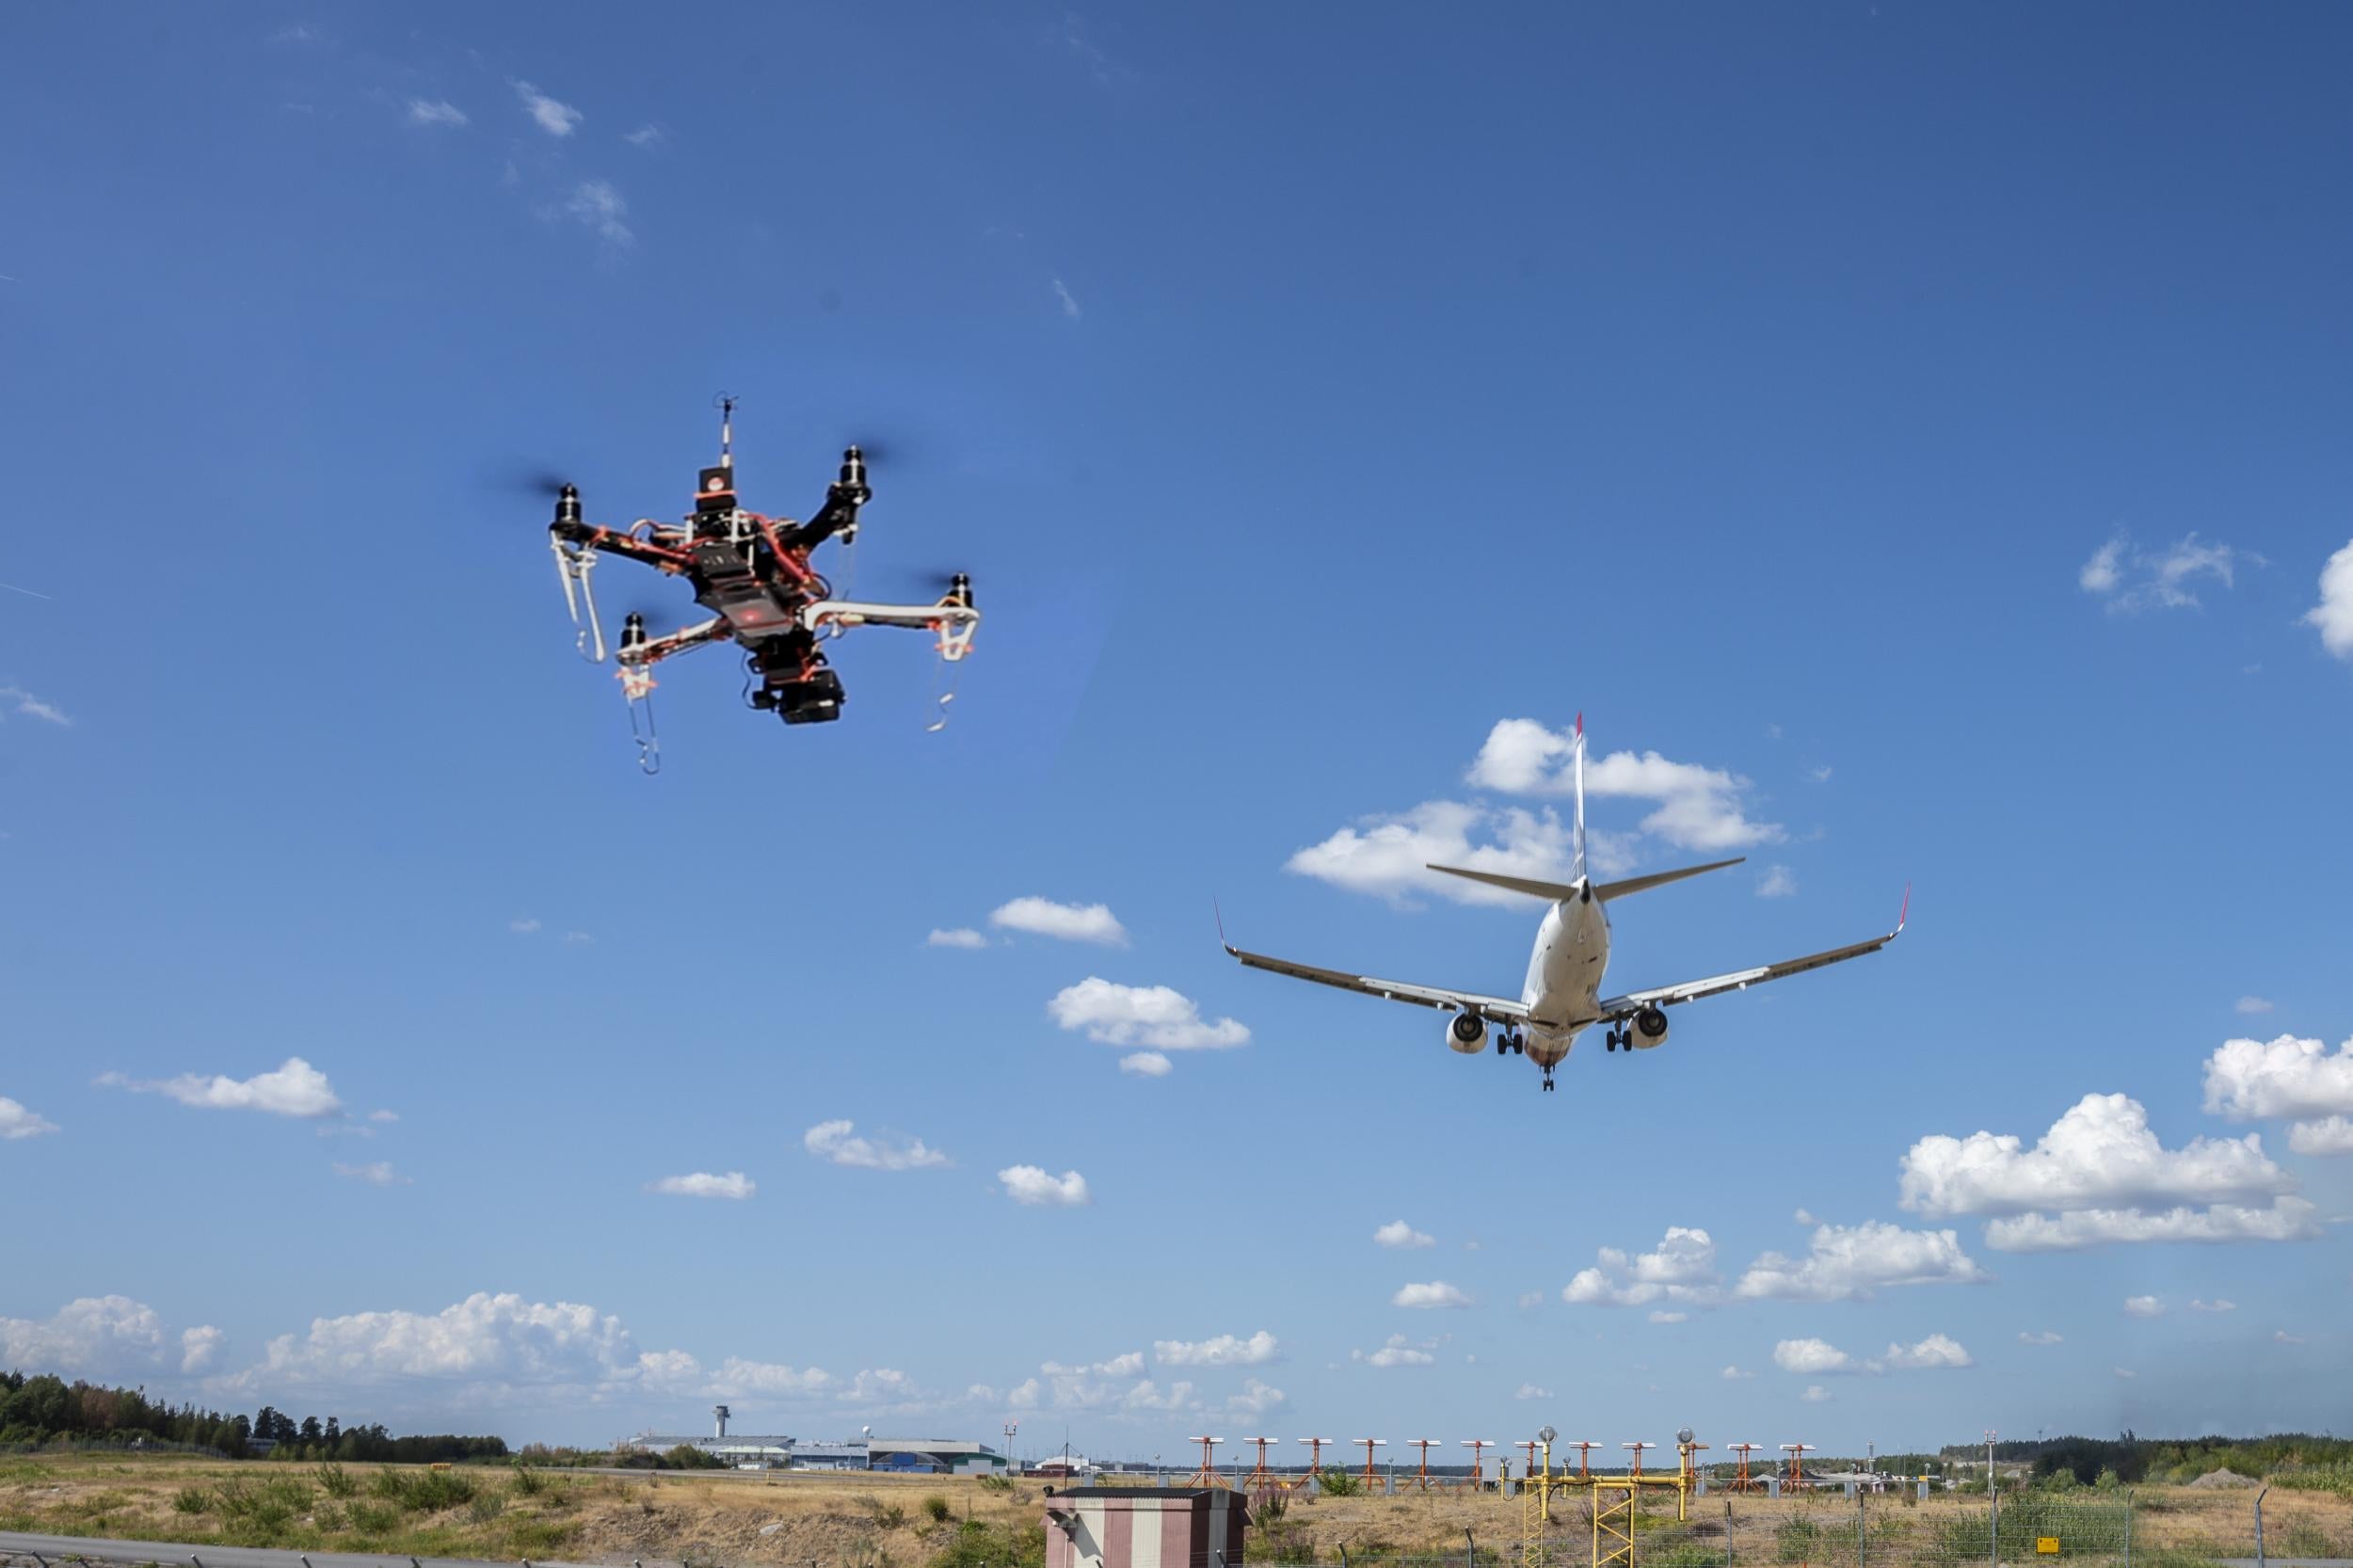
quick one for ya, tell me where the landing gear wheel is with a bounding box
[1541,1065,1556,1093]
[1605,1030,1619,1052]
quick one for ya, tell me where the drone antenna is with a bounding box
[714,392,736,471]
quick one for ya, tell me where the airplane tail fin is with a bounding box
[1570,712,1588,884]
[1590,857,1746,902]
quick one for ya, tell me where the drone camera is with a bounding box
[554,484,583,527]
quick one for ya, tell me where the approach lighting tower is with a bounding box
[1408,1439,1442,1490]
[1356,1438,1387,1484]
[1463,1439,1495,1490]
[1727,1444,1765,1494]
[1187,1436,1226,1488]
[1624,1442,1656,1479]
[1570,1441,1602,1480]
[1782,1444,1817,1493]
[1243,1437,1277,1489]
[1519,1439,1542,1480]
[1676,1430,1708,1489]
[1299,1437,1334,1483]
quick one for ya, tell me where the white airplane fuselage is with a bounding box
[1519,886,1611,1066]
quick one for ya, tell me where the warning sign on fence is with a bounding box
[2037,1538,2061,1554]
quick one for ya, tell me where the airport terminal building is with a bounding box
[618,1416,1005,1474]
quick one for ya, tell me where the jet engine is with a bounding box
[1628,1005,1671,1048]
[1447,1012,1488,1054]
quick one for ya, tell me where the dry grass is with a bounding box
[2,1457,2346,1566]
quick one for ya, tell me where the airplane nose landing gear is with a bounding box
[1541,1064,1556,1093]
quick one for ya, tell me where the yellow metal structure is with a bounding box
[1593,1483,1637,1568]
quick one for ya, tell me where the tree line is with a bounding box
[1936,1432,2353,1485]
[0,1369,506,1464]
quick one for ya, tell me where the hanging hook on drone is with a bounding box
[616,615,660,774]
[552,537,608,663]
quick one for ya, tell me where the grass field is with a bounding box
[3,1456,2347,1568]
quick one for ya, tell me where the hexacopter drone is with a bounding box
[547,399,979,770]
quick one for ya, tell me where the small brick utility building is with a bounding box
[1045,1487,1250,1568]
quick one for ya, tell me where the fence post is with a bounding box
[1990,1475,1999,1568]
[2124,1491,2133,1568]
[2254,1486,2268,1568]
[1858,1480,1867,1568]
[1468,1527,1477,1568]
[1725,1499,1735,1568]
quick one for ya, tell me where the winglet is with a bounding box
[1213,897,1233,954]
[1895,882,1911,936]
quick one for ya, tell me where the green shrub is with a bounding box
[929,1519,1047,1568]
[509,1464,550,1497]
[316,1463,358,1498]
[975,1473,1014,1494]
[923,1495,953,1524]
[171,1486,211,1515]
[469,1492,507,1524]
[1315,1467,1360,1497]
[344,1501,399,1535]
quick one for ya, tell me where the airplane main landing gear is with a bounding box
[1605,1028,1620,1052]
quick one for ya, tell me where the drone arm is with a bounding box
[550,520,693,574]
[619,616,730,668]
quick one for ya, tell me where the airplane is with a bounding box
[1222,716,1905,1092]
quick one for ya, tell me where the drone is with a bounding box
[546,399,979,770]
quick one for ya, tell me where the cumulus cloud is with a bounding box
[333,1160,411,1187]
[1880,1334,1973,1370]
[512,80,582,136]
[2274,1330,2306,1346]
[1801,1384,1833,1403]
[1517,1382,1555,1399]
[990,897,1128,946]
[1563,1227,1722,1308]
[1119,1051,1173,1078]
[1465,720,1785,851]
[1354,1334,1436,1368]
[564,180,632,246]
[1774,1337,1855,1375]
[1155,1331,1278,1368]
[2123,1296,2166,1318]
[100,1057,343,1118]
[1375,1220,1436,1249]
[646,1171,756,1200]
[2081,533,2256,612]
[2204,1034,2353,1155]
[803,1120,950,1172]
[1226,1377,1286,1416]
[2019,1331,2063,1346]
[1393,1281,1472,1309]
[0,685,70,725]
[927,927,988,949]
[1042,1351,1145,1378]
[406,98,467,127]
[1721,1365,1756,1380]
[2234,997,2276,1016]
[1986,1200,2319,1251]
[1048,979,1248,1049]
[1735,1220,1990,1302]
[1774,1335,1971,1375]
[2303,539,2353,659]
[2189,1299,2235,1313]
[623,123,664,148]
[0,1096,59,1139]
[1000,1164,1091,1207]
[1757,865,1798,899]
[181,1325,225,1373]
[240,1291,654,1394]
[1649,1310,1689,1324]
[0,1297,168,1377]
[704,1357,833,1398]
[1892,1087,2297,1233]
[509,917,542,934]
[1286,799,1596,905]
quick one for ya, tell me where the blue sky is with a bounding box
[5,2,2353,1461]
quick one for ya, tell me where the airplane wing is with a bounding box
[1222,939,1542,1025]
[1595,888,1908,1017]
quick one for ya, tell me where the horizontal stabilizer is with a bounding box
[1425,864,1584,902]
[1592,856,1746,902]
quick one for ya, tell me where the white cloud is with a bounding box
[991,896,1128,946]
[1757,865,1798,899]
[1517,1382,1555,1399]
[1879,1334,1973,1370]
[368,1109,398,1124]
[1902,1091,2296,1213]
[2123,1295,2165,1318]
[1375,1220,1436,1249]
[2234,996,2276,1016]
[1774,1337,1856,1375]
[241,1291,651,1393]
[562,930,594,945]
[406,98,468,127]
[513,80,582,136]
[333,1160,411,1188]
[705,1357,833,1398]
[1794,1208,1818,1224]
[181,1325,224,1373]
[1286,799,1595,906]
[2189,1299,2236,1313]
[100,1056,343,1118]
[1048,978,1248,1049]
[1465,721,1785,852]
[1721,1365,1756,1380]
[803,1119,950,1172]
[623,123,664,147]
[1000,1164,1091,1207]
[1393,1281,1471,1310]
[1649,1310,1689,1324]
[1801,1384,1833,1402]
[0,1297,168,1377]
[2289,1116,2353,1156]
[1154,1331,1278,1368]
[1987,1199,2319,1251]
[1354,1333,1436,1368]
[646,1171,756,1200]
[1563,1226,1722,1308]
[2081,533,2256,612]
[1052,278,1081,318]
[564,181,632,246]
[1807,765,1834,784]
[0,685,71,725]
[1226,1377,1286,1416]
[927,927,989,949]
[1516,1291,1545,1309]
[1119,1378,1198,1412]
[2303,539,2353,659]
[2113,1367,2137,1380]
[509,917,541,934]
[0,1096,59,1139]
[2019,1330,2063,1346]
[1735,1220,1990,1302]
[2274,1330,2307,1345]
[1119,1050,1173,1077]
[1042,1351,1145,1378]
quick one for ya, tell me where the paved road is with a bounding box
[0,1531,654,1568]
